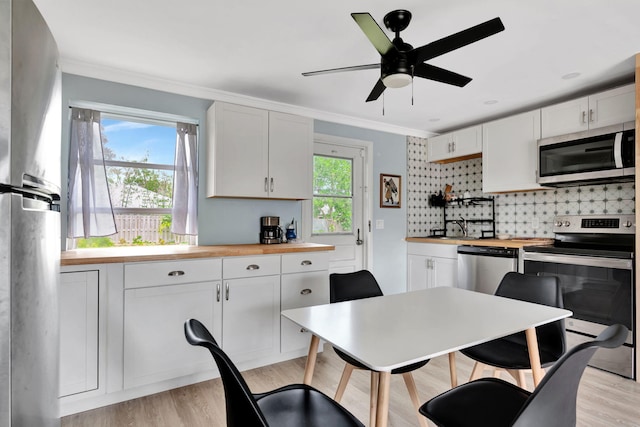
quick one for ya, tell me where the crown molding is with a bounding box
[60,58,434,138]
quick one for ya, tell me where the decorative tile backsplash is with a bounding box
[407,136,636,238]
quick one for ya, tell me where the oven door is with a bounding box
[523,252,634,378]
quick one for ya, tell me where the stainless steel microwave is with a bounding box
[537,122,635,186]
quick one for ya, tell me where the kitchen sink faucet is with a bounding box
[453,217,468,237]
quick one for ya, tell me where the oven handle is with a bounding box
[523,252,633,270]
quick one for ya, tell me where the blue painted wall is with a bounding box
[61,74,408,293]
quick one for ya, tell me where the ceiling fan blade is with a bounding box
[413,63,472,87]
[413,17,505,63]
[302,63,381,77]
[351,12,396,56]
[366,79,386,102]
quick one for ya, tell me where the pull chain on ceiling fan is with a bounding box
[302,10,505,102]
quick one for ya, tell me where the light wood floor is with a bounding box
[62,345,640,427]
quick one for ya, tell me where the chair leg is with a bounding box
[370,371,379,427]
[506,369,530,389]
[402,373,429,427]
[334,363,355,402]
[492,368,502,378]
[468,362,486,381]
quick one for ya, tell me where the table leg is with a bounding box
[375,371,391,427]
[448,352,458,388]
[303,334,320,385]
[370,371,379,427]
[525,327,544,387]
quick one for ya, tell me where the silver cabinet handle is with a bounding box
[168,270,185,277]
[589,109,594,122]
[300,288,312,295]
[246,264,260,270]
[451,141,456,152]
[300,328,308,333]
[582,110,587,123]
[270,177,274,192]
[264,177,268,192]
[225,282,229,301]
[216,283,221,302]
[300,260,312,266]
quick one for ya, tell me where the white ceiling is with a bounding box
[33,0,640,137]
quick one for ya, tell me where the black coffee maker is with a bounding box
[260,216,282,244]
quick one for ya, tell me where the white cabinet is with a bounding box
[59,270,99,397]
[428,125,482,162]
[206,102,313,199]
[407,243,457,291]
[123,259,222,389]
[222,255,281,364]
[482,109,544,193]
[280,252,329,353]
[541,84,635,138]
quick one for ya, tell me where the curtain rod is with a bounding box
[68,100,199,125]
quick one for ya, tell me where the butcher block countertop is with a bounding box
[60,243,335,266]
[406,237,553,249]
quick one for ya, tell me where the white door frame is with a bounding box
[301,133,374,270]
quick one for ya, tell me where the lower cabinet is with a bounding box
[407,243,458,291]
[123,281,220,389]
[59,270,99,397]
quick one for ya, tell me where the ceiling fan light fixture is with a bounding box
[382,73,412,88]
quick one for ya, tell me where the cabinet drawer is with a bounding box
[223,255,280,279]
[281,252,329,274]
[124,258,222,289]
[281,271,329,310]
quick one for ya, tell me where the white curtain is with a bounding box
[67,108,117,238]
[171,122,198,235]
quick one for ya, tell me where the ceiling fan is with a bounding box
[302,10,505,102]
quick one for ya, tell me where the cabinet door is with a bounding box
[222,275,280,363]
[589,84,636,129]
[59,271,99,397]
[483,110,544,193]
[123,281,219,389]
[452,125,482,157]
[430,257,457,288]
[427,133,453,162]
[541,97,589,138]
[268,112,313,199]
[207,102,269,198]
[407,254,429,292]
[281,271,329,353]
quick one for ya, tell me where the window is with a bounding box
[312,155,353,234]
[72,112,197,248]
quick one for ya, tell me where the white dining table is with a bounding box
[281,286,572,427]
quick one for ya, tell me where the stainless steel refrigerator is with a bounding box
[1,0,61,425]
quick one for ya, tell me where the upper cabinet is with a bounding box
[428,124,482,162]
[482,109,544,193]
[206,102,313,199]
[541,84,635,138]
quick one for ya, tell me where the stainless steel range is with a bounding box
[523,214,635,379]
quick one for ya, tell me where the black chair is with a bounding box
[330,270,430,427]
[184,318,365,427]
[460,272,566,388]
[419,323,628,427]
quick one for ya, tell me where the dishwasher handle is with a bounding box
[456,245,518,258]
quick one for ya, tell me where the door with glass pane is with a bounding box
[305,142,365,273]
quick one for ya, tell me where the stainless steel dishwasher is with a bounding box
[457,245,518,294]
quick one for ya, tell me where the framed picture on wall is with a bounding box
[380,174,401,208]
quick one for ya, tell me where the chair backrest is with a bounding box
[330,270,383,303]
[512,323,628,427]
[184,319,268,427]
[495,272,566,359]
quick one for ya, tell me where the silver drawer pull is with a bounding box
[300,260,312,266]
[246,264,260,270]
[168,270,185,277]
[300,288,312,295]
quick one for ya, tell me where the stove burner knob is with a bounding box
[563,221,571,227]
[624,221,634,228]
[555,220,564,227]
